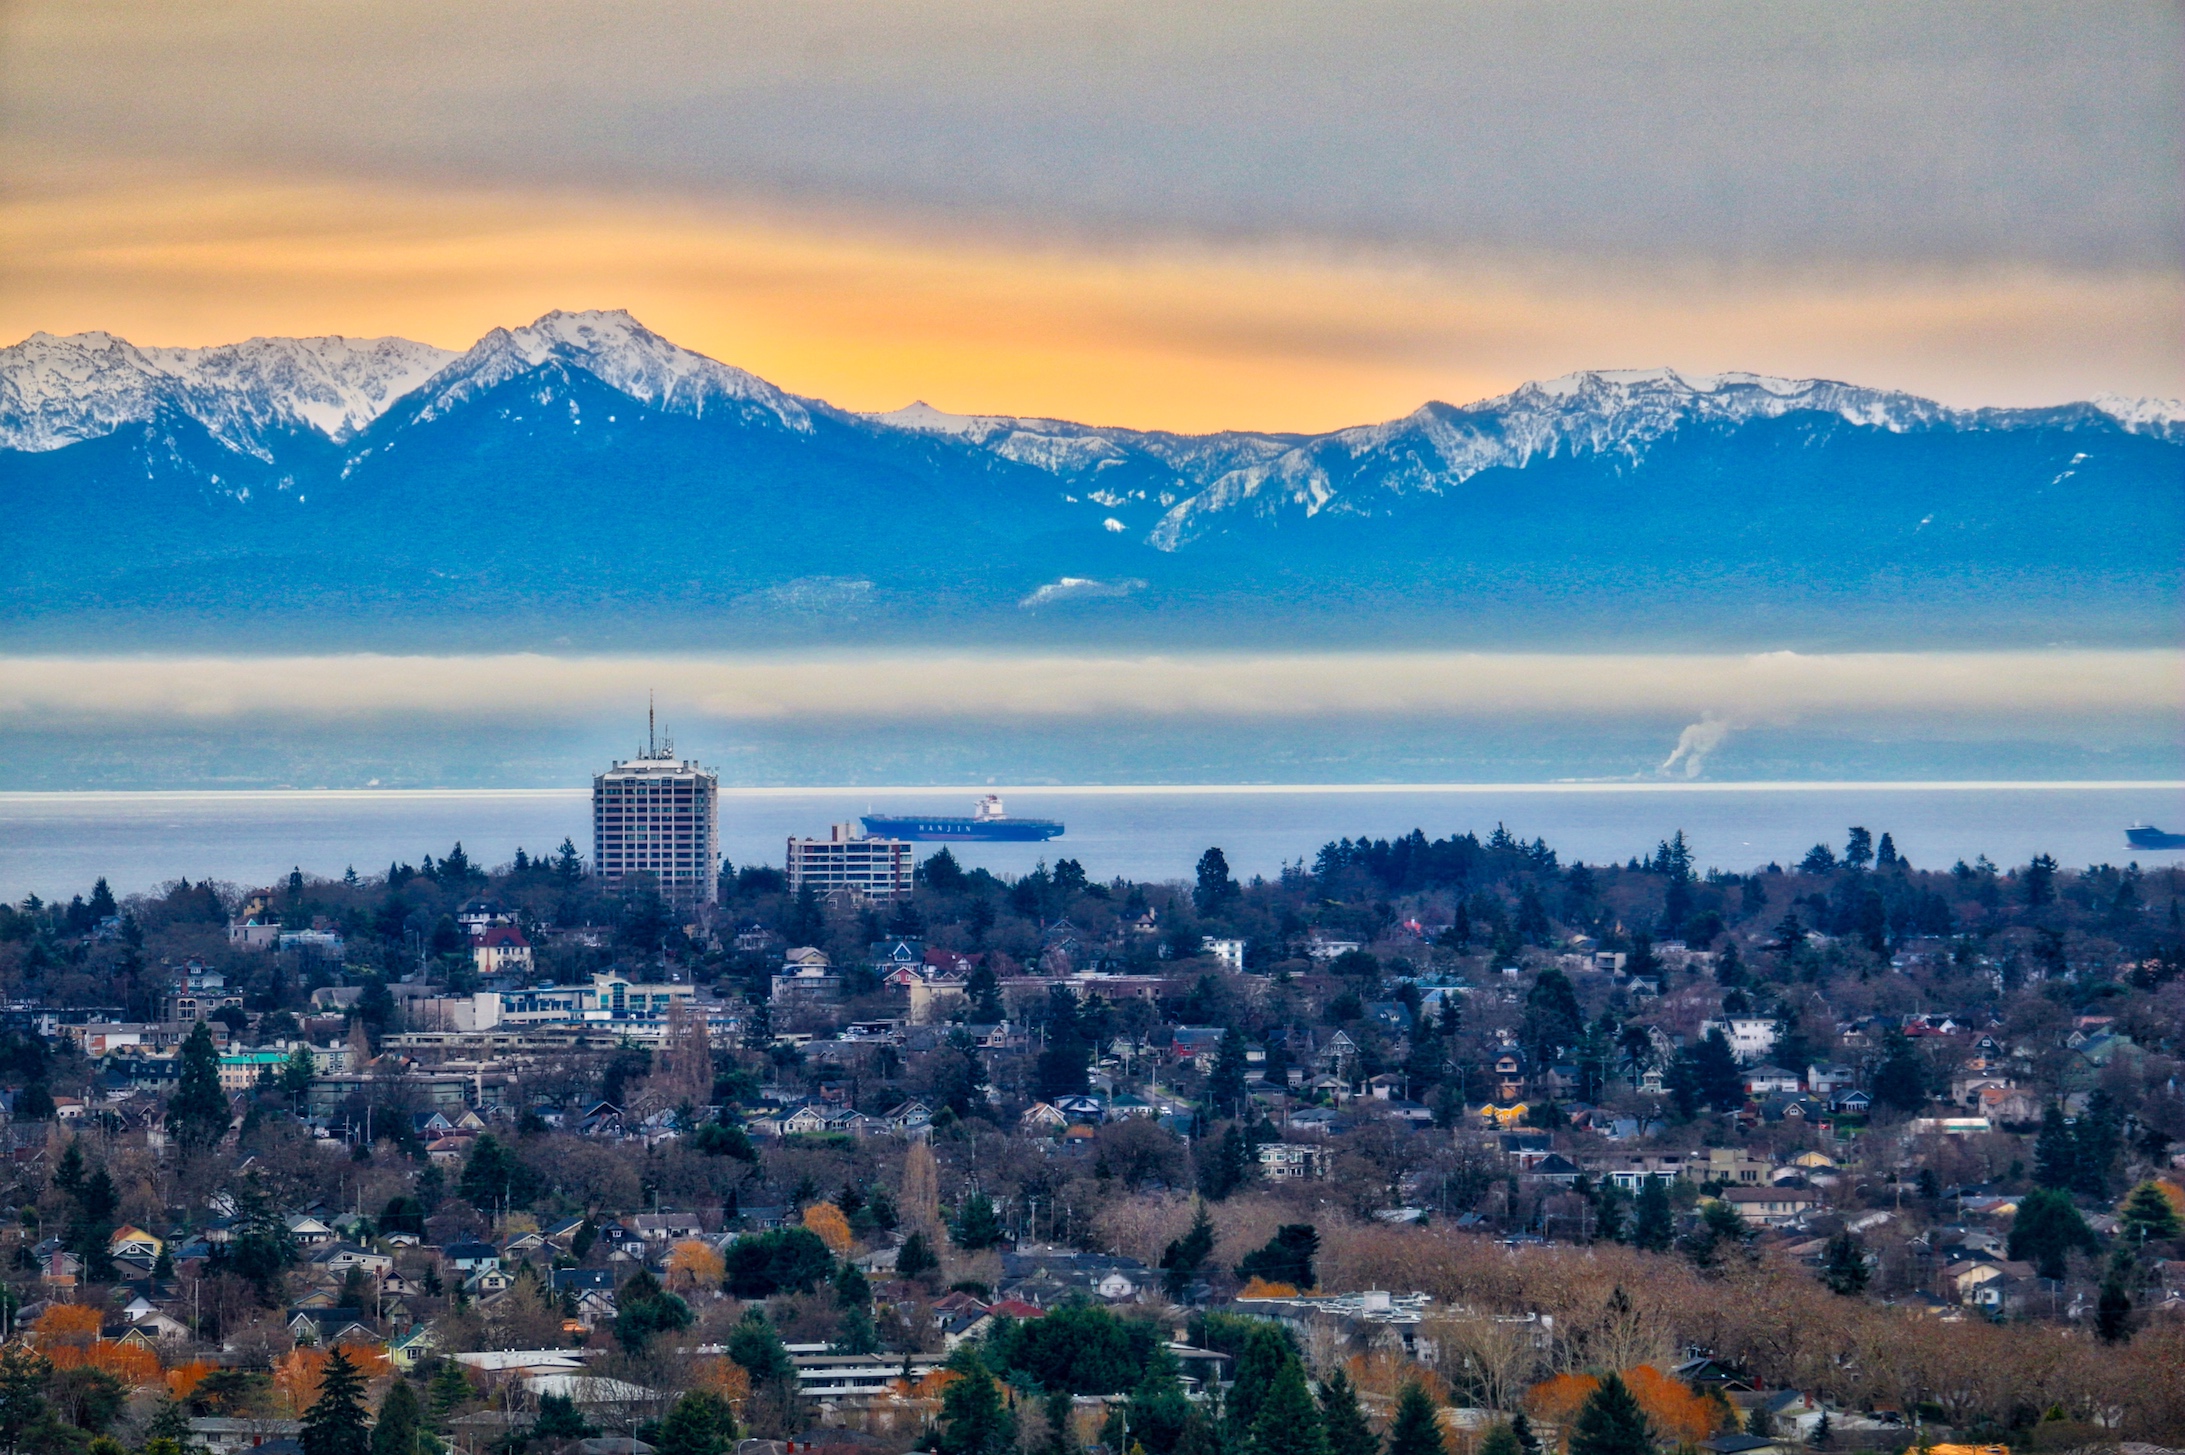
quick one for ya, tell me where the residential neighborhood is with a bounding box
[0,824,2177,1455]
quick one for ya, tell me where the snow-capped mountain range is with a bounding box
[5,309,2177,547]
[1,310,2178,647]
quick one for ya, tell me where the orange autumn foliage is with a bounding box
[691,1358,752,1405]
[1348,1351,1452,1406]
[1526,1372,1599,1431]
[904,1368,960,1400]
[802,1203,854,1256]
[274,1346,391,1414]
[1237,1278,1299,1299]
[1622,1365,1722,1445]
[166,1361,218,1401]
[666,1241,727,1293]
[47,1340,161,1387]
[1526,1367,1722,1448]
[33,1306,104,1344]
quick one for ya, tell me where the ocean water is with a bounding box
[1,782,2179,902]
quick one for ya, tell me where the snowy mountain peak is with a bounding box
[2091,390,2185,440]
[868,400,1015,437]
[0,327,453,455]
[406,309,811,432]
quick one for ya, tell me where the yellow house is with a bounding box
[1475,1102,1531,1128]
[108,1226,163,1260]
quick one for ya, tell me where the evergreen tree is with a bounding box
[1567,1374,1652,1455]
[1592,1180,1626,1243]
[1808,1415,1831,1449]
[612,1269,695,1353]
[1478,1428,1522,1455]
[2008,1187,2098,1281]
[1235,1225,1318,1289]
[2119,1182,2183,1244]
[964,960,1005,1023]
[533,1394,594,1442]
[1819,1231,1868,1295]
[457,1135,540,1212]
[1038,1389,1077,1455]
[655,1392,737,1455]
[1250,1361,1328,1455]
[369,1380,428,1455]
[1509,1416,1540,1455]
[1690,1029,1744,1112]
[952,1192,1004,1250]
[1195,849,1240,916]
[2071,1092,2124,1198]
[1319,1371,1380,1455]
[143,1396,197,1455]
[299,1349,371,1455]
[427,1361,472,1424]
[2032,1104,2077,1189]
[1198,1126,1251,1202]
[1208,1026,1251,1116]
[1631,1178,1674,1253]
[1870,1032,1927,1114]
[896,1231,941,1282]
[167,1022,230,1153]
[0,1343,50,1453]
[1161,1203,1218,1299]
[1385,1384,1446,1455]
[937,1349,1017,1455]
[1225,1326,1295,1447]
[2095,1249,2134,1345]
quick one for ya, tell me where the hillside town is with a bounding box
[0,818,2179,1455]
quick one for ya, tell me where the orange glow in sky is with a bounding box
[4,162,2177,433]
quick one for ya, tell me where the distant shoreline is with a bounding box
[2,780,2180,803]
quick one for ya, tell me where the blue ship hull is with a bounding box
[862,814,1064,842]
[2127,825,2185,850]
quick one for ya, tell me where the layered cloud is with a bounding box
[0,652,2173,726]
[3,3,2178,426]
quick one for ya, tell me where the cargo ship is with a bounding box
[2126,823,2185,850]
[862,795,1064,842]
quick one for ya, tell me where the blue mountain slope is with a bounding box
[0,312,2176,649]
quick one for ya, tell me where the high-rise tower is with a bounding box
[592,708,719,906]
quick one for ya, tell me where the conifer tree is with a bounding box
[1208,1026,1251,1116]
[655,1392,736,1455]
[952,1192,1003,1250]
[937,1349,1017,1455]
[1385,1384,1446,1455]
[1568,1374,1652,1455]
[2095,1250,2135,1345]
[1478,1427,1522,1455]
[300,1349,371,1455]
[167,1022,230,1153]
[1161,1203,1218,1298]
[1632,1178,1674,1253]
[1820,1231,1868,1295]
[427,1360,472,1424]
[1250,1361,1328,1455]
[1319,1370,1380,1455]
[1225,1326,1295,1446]
[369,1380,427,1455]
[2119,1181,2183,1244]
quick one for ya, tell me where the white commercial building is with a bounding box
[785,823,912,901]
[592,729,719,906]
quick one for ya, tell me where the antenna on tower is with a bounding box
[649,692,656,757]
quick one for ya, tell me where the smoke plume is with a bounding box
[1659,714,1733,778]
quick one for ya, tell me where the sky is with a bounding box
[4,1,2180,433]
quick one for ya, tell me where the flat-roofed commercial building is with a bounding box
[593,741,718,906]
[786,823,912,901]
